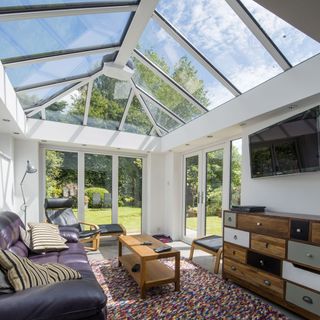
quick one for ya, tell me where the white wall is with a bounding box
[241,101,320,215]
[0,133,15,211]
[14,139,40,224]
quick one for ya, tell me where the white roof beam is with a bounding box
[118,88,134,131]
[130,79,162,136]
[226,0,291,71]
[132,50,207,113]
[0,4,138,22]
[153,11,241,97]
[83,80,93,126]
[114,0,159,67]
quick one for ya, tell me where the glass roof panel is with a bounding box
[132,58,205,123]
[143,96,180,132]
[45,84,87,124]
[240,0,320,66]
[0,0,138,6]
[5,53,103,88]
[157,0,283,92]
[0,12,131,60]
[87,75,131,130]
[138,19,234,110]
[123,96,153,135]
[17,83,72,109]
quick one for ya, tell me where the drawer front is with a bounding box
[288,240,320,270]
[237,214,289,238]
[224,242,246,264]
[286,282,320,316]
[290,219,309,241]
[224,227,249,248]
[251,233,286,259]
[283,261,320,292]
[224,258,284,298]
[224,212,236,228]
[311,222,320,244]
[247,250,282,276]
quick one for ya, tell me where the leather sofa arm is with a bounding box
[58,225,80,243]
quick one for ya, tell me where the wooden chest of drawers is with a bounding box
[223,210,320,320]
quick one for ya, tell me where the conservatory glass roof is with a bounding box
[0,0,319,137]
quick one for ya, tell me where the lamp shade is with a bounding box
[26,160,37,174]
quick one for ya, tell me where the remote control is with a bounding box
[154,246,171,253]
[141,241,152,245]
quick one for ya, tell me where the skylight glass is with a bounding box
[0,12,131,60]
[46,84,88,125]
[132,58,205,123]
[123,96,153,135]
[87,75,131,130]
[157,0,283,92]
[240,0,320,66]
[17,83,73,109]
[0,0,138,6]
[5,53,104,88]
[138,19,234,110]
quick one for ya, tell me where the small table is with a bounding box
[118,234,180,298]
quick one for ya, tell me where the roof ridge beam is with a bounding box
[83,80,93,126]
[226,0,291,71]
[118,88,134,130]
[153,10,241,97]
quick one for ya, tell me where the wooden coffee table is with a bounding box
[118,234,180,298]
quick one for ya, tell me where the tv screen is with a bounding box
[249,106,320,178]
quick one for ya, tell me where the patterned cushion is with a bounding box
[28,223,68,253]
[19,226,33,252]
[0,250,81,291]
[0,269,14,294]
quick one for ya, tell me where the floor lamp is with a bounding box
[20,160,37,226]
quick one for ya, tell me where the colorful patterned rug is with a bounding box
[90,258,289,320]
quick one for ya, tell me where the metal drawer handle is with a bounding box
[306,253,313,258]
[228,217,232,222]
[302,296,313,304]
[257,222,262,226]
[259,260,265,267]
[296,228,301,233]
[233,235,238,240]
[231,266,236,271]
[264,280,271,286]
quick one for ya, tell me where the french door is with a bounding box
[183,146,225,242]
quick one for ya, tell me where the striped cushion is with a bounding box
[0,250,81,291]
[28,223,68,253]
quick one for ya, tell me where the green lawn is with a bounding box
[186,216,222,236]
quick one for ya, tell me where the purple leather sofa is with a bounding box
[0,211,107,320]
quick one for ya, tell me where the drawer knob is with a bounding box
[231,266,236,271]
[257,222,262,226]
[232,250,236,255]
[264,280,271,286]
[265,242,269,248]
[228,217,232,222]
[296,228,302,233]
[233,235,238,240]
[306,253,313,258]
[259,260,265,267]
[302,296,313,304]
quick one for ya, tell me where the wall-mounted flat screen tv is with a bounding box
[249,106,320,178]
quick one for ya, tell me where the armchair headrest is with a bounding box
[44,198,73,209]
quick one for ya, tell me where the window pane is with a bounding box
[157,0,282,92]
[17,83,72,109]
[230,139,242,207]
[133,58,205,122]
[118,157,142,234]
[205,149,223,236]
[0,12,131,59]
[45,150,78,209]
[138,19,234,110]
[123,96,153,135]
[240,0,320,66]
[84,153,112,225]
[46,84,87,125]
[87,75,131,130]
[0,0,138,6]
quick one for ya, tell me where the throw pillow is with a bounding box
[28,223,68,253]
[0,250,81,291]
[0,269,14,294]
[19,226,34,252]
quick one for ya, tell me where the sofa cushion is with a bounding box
[58,226,80,243]
[0,269,13,294]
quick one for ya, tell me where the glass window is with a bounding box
[133,58,205,122]
[84,153,112,225]
[123,96,153,135]
[0,12,131,60]
[45,150,78,209]
[5,53,104,88]
[142,96,180,132]
[240,0,320,66]
[230,139,242,207]
[46,84,87,125]
[138,19,234,110]
[157,0,282,92]
[87,75,131,130]
[17,83,72,109]
[118,157,143,234]
[0,0,138,6]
